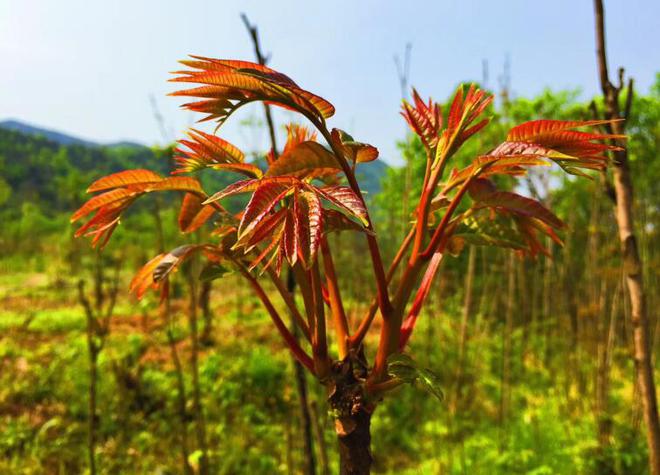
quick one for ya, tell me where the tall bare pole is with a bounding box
[394,44,413,247]
[241,14,317,475]
[592,1,660,472]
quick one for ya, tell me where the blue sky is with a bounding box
[1,0,658,164]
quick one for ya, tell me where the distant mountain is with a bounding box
[0,119,147,150]
[107,140,149,149]
[0,119,388,196]
[0,119,98,147]
[356,159,388,196]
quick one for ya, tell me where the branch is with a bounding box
[588,100,617,202]
[422,174,477,259]
[366,377,405,396]
[316,123,393,320]
[350,226,415,348]
[294,264,317,329]
[241,13,279,160]
[398,250,445,350]
[265,267,311,342]
[594,0,613,94]
[77,280,95,323]
[624,77,634,121]
[103,254,122,328]
[320,237,349,358]
[235,261,315,373]
[371,166,487,380]
[310,261,329,377]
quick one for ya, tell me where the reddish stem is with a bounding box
[265,267,311,342]
[315,123,393,321]
[422,175,476,259]
[350,227,415,348]
[236,263,315,373]
[321,237,349,359]
[311,261,330,377]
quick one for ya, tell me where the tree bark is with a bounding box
[337,410,372,475]
[593,2,660,473]
[329,355,373,475]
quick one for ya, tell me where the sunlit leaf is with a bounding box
[170,56,334,129]
[174,129,245,173]
[178,193,216,233]
[265,141,340,178]
[315,186,368,226]
[330,128,379,164]
[145,176,205,195]
[87,169,163,192]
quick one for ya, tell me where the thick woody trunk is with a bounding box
[329,354,373,475]
[593,2,660,473]
[337,410,372,475]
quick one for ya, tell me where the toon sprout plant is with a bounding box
[71,56,621,474]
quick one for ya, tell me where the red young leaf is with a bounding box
[314,186,368,226]
[506,119,620,142]
[300,191,323,265]
[238,179,294,239]
[265,141,340,178]
[283,124,317,155]
[152,245,200,283]
[130,245,210,300]
[170,56,334,128]
[330,128,379,164]
[71,187,142,222]
[174,129,245,173]
[490,119,624,176]
[208,163,263,178]
[129,253,167,300]
[442,84,493,152]
[281,210,298,268]
[145,176,205,195]
[204,179,260,204]
[468,178,564,229]
[178,193,216,233]
[401,89,443,150]
[241,208,287,251]
[87,169,163,192]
